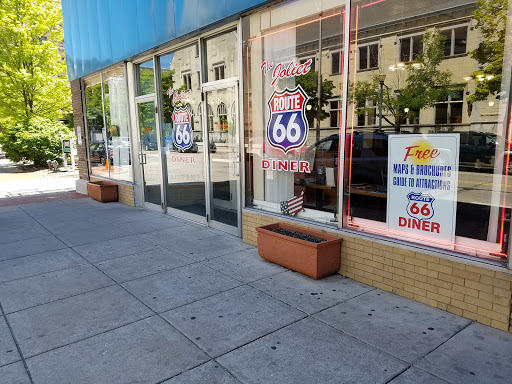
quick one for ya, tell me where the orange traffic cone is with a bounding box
[104,159,113,171]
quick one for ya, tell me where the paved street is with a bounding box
[0,198,511,384]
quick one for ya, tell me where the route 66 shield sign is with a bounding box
[266,85,309,154]
[406,192,435,221]
[172,106,193,152]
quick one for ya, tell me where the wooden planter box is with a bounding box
[87,181,118,203]
[256,222,342,279]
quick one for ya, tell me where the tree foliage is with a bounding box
[161,68,187,123]
[353,28,457,132]
[0,117,71,166]
[295,70,335,141]
[0,0,71,125]
[467,0,508,104]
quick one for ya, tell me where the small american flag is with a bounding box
[280,191,305,216]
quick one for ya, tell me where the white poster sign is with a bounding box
[386,134,459,246]
[76,125,82,145]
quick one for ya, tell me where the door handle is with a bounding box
[139,154,147,164]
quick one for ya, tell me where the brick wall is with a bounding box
[243,210,512,333]
[70,79,89,181]
[90,177,135,206]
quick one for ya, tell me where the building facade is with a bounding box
[63,0,512,332]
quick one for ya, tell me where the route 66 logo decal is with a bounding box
[406,192,435,221]
[172,106,193,152]
[266,85,309,154]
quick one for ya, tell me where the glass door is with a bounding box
[203,82,240,235]
[157,48,207,224]
[137,99,163,208]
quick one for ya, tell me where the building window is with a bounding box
[359,43,379,70]
[182,71,192,90]
[435,91,463,124]
[399,34,423,62]
[198,102,214,130]
[440,26,468,56]
[329,99,341,128]
[242,0,512,263]
[213,63,225,81]
[217,102,228,130]
[243,0,344,226]
[331,51,342,74]
[356,99,376,127]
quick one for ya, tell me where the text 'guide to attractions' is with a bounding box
[386,134,460,246]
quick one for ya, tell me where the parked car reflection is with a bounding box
[90,142,112,165]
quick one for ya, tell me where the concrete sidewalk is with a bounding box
[0,198,511,384]
[0,158,78,198]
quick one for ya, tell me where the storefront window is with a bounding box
[84,65,132,181]
[159,45,206,217]
[103,66,132,181]
[243,0,346,225]
[85,74,105,177]
[345,0,511,260]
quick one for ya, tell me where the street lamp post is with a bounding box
[377,74,386,130]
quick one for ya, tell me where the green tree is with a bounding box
[0,0,70,125]
[353,28,457,132]
[467,0,508,104]
[295,70,335,141]
[161,68,188,123]
[0,117,70,166]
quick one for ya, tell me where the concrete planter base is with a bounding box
[87,181,118,203]
[256,222,342,279]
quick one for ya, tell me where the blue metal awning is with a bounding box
[62,0,268,80]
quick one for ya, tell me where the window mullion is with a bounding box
[451,28,455,56]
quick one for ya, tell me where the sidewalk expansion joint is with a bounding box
[20,315,155,360]
[0,302,35,384]
[2,281,118,316]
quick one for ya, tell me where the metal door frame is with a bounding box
[134,92,164,212]
[201,79,241,236]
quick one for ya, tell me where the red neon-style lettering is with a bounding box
[299,161,310,173]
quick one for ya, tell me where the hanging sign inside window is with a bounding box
[267,85,309,154]
[261,85,312,173]
[386,134,459,246]
[167,88,192,105]
[172,106,193,152]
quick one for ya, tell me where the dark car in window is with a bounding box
[296,132,389,187]
[455,131,497,171]
[90,142,113,165]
